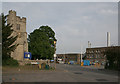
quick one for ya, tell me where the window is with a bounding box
[92,50,93,53]
[96,55,97,58]
[17,24,20,30]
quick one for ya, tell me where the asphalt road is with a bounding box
[2,63,119,83]
[56,64,118,76]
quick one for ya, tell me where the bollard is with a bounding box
[95,63,96,67]
[38,64,41,69]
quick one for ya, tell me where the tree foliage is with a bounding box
[2,13,18,60]
[104,47,120,70]
[28,25,57,60]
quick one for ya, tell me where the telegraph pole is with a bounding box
[81,45,83,65]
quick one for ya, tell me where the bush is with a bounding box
[2,57,19,67]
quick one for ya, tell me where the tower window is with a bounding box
[17,24,20,30]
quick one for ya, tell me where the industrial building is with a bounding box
[86,46,120,65]
[57,53,84,64]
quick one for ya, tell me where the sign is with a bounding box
[31,62,38,65]
[54,41,56,44]
[24,52,32,60]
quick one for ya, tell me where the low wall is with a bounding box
[18,60,50,66]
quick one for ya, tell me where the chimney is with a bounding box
[88,41,90,48]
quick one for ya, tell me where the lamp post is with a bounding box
[54,41,56,69]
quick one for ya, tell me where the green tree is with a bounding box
[2,13,18,66]
[28,25,57,60]
[104,47,120,70]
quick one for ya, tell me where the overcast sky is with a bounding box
[2,2,118,54]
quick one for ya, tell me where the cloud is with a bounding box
[2,2,118,54]
[100,9,118,15]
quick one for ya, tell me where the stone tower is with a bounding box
[7,10,28,61]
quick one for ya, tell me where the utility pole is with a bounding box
[64,53,65,64]
[81,45,83,64]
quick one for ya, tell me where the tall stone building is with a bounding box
[7,10,28,61]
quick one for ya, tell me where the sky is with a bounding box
[2,2,118,54]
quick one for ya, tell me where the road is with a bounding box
[2,63,119,83]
